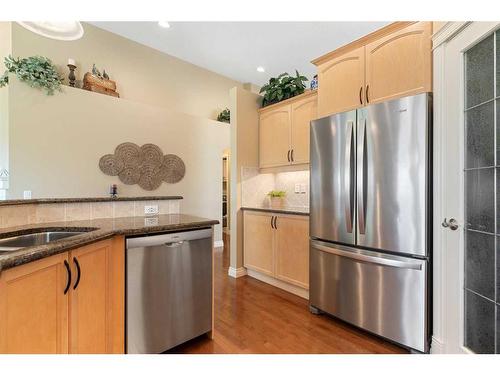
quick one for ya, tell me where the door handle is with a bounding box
[164,241,185,247]
[63,260,71,295]
[290,149,294,163]
[442,218,459,231]
[359,86,363,105]
[344,120,354,233]
[274,216,278,230]
[73,257,81,290]
[365,85,370,103]
[287,150,291,163]
[312,240,423,270]
[270,216,274,229]
[357,117,367,235]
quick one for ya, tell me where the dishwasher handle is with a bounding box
[164,241,184,247]
[127,228,212,249]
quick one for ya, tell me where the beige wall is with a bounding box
[229,87,261,270]
[10,22,242,120]
[7,78,229,241]
[0,22,11,175]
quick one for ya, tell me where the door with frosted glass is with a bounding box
[463,30,499,354]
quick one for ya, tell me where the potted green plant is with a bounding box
[259,70,308,107]
[268,190,286,208]
[0,55,63,95]
[217,108,230,123]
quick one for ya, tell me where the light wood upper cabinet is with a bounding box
[0,237,124,354]
[259,91,317,168]
[317,46,365,117]
[313,22,432,113]
[291,94,317,164]
[0,253,69,354]
[365,22,432,104]
[69,237,124,354]
[274,215,309,289]
[259,106,291,168]
[243,211,275,275]
[243,211,309,290]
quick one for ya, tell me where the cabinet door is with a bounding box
[243,211,275,275]
[274,215,310,289]
[365,22,432,104]
[69,237,124,354]
[259,105,291,168]
[317,46,365,117]
[291,94,317,164]
[0,253,69,353]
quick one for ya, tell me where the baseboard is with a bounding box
[246,269,309,300]
[228,267,247,278]
[430,337,444,354]
[214,240,224,248]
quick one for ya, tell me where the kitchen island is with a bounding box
[0,214,218,354]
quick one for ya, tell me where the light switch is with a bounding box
[294,184,301,194]
[23,190,32,199]
[300,184,307,193]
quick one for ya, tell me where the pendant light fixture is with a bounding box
[16,21,84,41]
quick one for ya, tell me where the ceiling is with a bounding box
[90,22,390,87]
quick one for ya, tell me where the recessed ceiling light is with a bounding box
[158,21,170,28]
[257,66,265,73]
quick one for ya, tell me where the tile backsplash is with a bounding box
[0,199,181,229]
[241,167,309,209]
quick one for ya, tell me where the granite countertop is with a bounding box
[241,206,309,216]
[0,214,218,272]
[0,196,183,206]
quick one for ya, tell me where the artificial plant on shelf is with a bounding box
[259,70,308,107]
[217,108,230,123]
[0,55,63,95]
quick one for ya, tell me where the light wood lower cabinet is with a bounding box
[242,211,275,275]
[243,210,309,290]
[0,252,69,354]
[69,237,124,354]
[0,237,124,354]
[274,215,309,289]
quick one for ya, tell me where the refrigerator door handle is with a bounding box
[344,120,354,233]
[357,117,367,234]
[311,240,423,271]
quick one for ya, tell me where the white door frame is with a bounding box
[432,21,500,354]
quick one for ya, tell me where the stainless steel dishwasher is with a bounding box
[126,228,213,354]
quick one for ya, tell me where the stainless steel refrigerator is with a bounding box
[309,93,431,353]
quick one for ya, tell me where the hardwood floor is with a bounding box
[168,232,407,354]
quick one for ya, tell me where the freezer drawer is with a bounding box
[309,240,429,352]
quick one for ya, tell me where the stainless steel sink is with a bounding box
[0,230,91,251]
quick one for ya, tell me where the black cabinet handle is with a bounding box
[291,149,294,162]
[365,85,370,104]
[73,257,81,290]
[273,216,278,229]
[63,260,71,295]
[287,150,291,163]
[359,86,363,105]
[270,216,274,229]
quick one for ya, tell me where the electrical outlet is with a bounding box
[294,183,301,194]
[300,184,307,194]
[144,205,159,215]
[144,217,159,226]
[23,190,32,199]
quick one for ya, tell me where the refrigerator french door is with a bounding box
[309,93,431,353]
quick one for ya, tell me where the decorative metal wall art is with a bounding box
[99,142,185,191]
